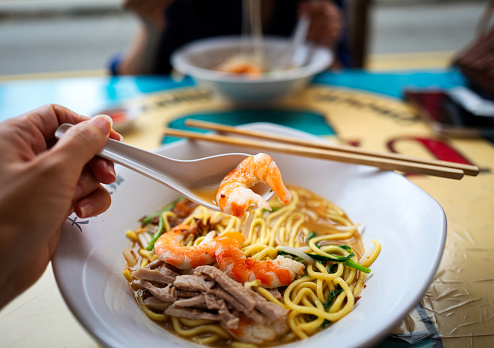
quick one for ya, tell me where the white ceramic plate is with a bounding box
[53,123,446,348]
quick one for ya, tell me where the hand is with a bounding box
[299,0,343,48]
[123,0,175,31]
[0,104,122,309]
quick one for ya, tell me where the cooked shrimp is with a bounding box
[226,315,290,344]
[154,224,216,269]
[215,232,305,288]
[216,153,292,218]
[215,55,263,76]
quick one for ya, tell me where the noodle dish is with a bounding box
[53,123,446,348]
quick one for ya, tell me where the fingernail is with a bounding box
[73,184,84,200]
[89,114,113,135]
[107,162,117,182]
[79,203,93,218]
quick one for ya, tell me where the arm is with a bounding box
[299,0,344,69]
[116,0,175,75]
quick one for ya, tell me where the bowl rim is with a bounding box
[171,35,333,83]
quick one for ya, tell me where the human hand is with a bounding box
[299,0,343,48]
[123,0,175,31]
[0,104,122,309]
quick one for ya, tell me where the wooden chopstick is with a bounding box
[185,119,480,177]
[164,128,465,180]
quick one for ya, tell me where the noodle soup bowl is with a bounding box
[171,36,332,104]
[53,123,446,348]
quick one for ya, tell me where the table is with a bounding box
[0,69,492,348]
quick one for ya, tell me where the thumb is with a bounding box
[51,115,113,174]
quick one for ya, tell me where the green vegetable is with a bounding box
[321,288,344,327]
[329,264,338,274]
[323,288,344,310]
[343,259,371,274]
[146,215,165,251]
[306,252,355,263]
[263,206,282,213]
[278,250,370,274]
[141,197,183,225]
[308,231,317,240]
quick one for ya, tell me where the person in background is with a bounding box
[112,0,347,76]
[0,105,121,309]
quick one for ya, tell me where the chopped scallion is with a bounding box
[141,197,183,225]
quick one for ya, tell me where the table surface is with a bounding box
[1,68,493,348]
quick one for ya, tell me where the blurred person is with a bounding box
[112,0,348,76]
[0,105,121,309]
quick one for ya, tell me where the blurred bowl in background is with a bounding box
[171,36,332,104]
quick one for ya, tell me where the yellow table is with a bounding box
[1,71,493,347]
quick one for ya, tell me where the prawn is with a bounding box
[215,55,263,76]
[154,228,304,287]
[216,153,292,218]
[154,224,216,269]
[215,232,305,288]
[226,315,290,344]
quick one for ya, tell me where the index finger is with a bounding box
[22,104,122,142]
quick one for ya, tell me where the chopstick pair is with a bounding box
[163,120,480,180]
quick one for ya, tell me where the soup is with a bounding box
[122,186,380,346]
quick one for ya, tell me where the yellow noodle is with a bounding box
[125,230,138,242]
[171,317,230,338]
[124,186,380,346]
[161,211,175,232]
[137,294,167,321]
[288,311,308,340]
[192,334,221,345]
[251,246,278,260]
[138,248,153,262]
[139,258,149,268]
[193,236,206,246]
[122,269,133,282]
[361,239,382,267]
[253,287,287,308]
[231,342,257,348]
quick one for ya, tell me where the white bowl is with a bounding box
[171,36,332,104]
[53,123,446,348]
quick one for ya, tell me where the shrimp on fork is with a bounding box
[154,224,217,269]
[215,232,304,288]
[216,153,291,218]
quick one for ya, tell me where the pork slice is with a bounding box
[176,290,202,298]
[133,268,176,286]
[217,300,240,330]
[204,293,223,310]
[267,288,282,300]
[250,291,289,321]
[160,262,181,275]
[174,295,207,308]
[143,296,172,311]
[211,287,264,323]
[145,259,164,269]
[139,281,177,302]
[174,275,215,292]
[164,306,221,321]
[194,266,256,310]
